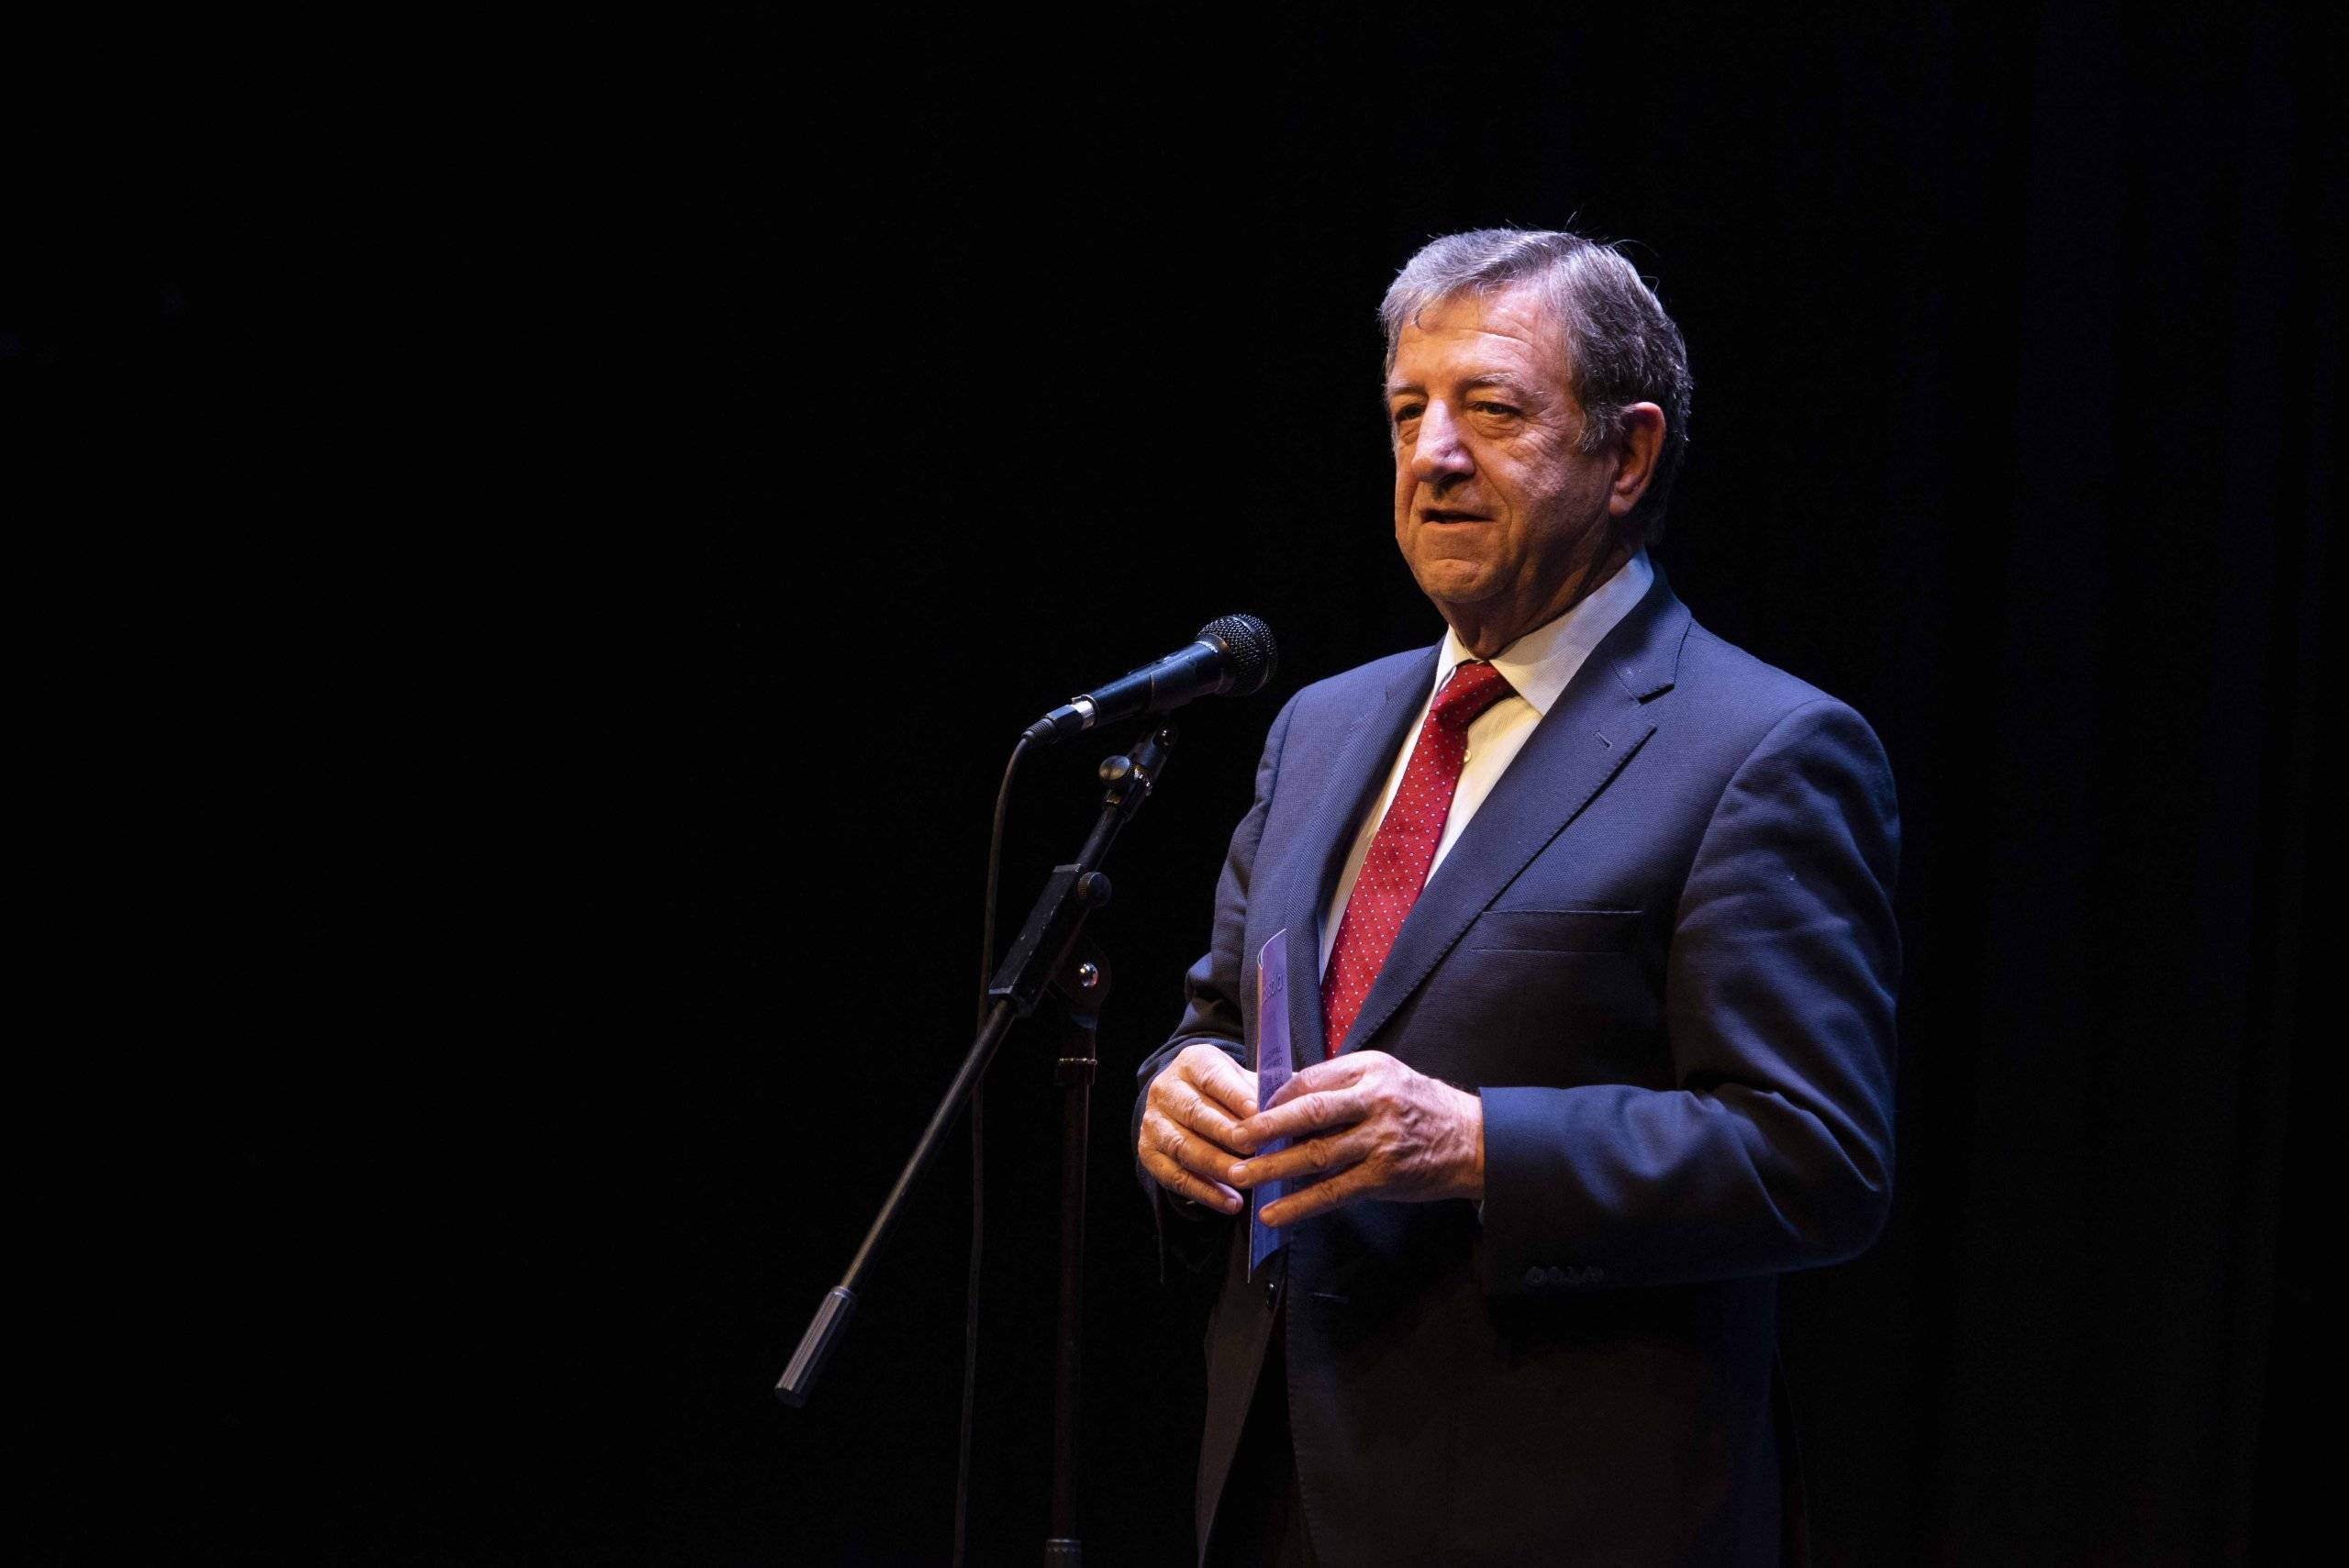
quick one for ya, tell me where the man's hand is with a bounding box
[1228,1051,1484,1227]
[1138,1041,1260,1215]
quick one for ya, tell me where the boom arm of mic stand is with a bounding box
[776,727,1178,1407]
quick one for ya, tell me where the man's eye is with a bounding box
[1473,402,1520,417]
[1390,406,1422,428]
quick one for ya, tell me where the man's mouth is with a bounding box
[1422,508,1490,524]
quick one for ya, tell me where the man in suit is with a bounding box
[1132,228,1900,1566]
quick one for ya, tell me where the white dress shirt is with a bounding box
[1319,550,1655,977]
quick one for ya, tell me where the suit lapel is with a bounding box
[1333,573,1692,1058]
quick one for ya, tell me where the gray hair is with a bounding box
[1381,228,1693,544]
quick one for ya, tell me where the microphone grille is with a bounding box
[1199,614,1278,695]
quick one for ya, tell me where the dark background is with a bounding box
[19,4,2331,1563]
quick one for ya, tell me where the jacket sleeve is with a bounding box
[1475,696,1901,1295]
[1131,692,1300,1276]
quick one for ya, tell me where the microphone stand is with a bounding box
[778,725,1180,1567]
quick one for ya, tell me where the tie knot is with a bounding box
[1431,660,1513,730]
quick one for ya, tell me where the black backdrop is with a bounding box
[23,5,2331,1564]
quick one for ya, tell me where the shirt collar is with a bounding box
[1432,548,1655,717]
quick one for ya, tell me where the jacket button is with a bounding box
[1523,1267,1546,1289]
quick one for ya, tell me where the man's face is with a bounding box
[1386,282,1624,651]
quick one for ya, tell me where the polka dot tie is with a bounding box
[1319,660,1515,1057]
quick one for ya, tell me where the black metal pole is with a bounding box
[776,993,1020,1405]
[776,726,1177,1493]
[1044,951,1103,1566]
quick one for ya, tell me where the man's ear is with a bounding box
[1607,403,1666,519]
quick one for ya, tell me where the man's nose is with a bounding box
[1410,402,1475,484]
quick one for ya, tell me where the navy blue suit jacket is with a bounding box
[1132,568,1900,1566]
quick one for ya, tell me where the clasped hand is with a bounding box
[1139,1046,1485,1228]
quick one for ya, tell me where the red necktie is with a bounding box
[1319,660,1516,1057]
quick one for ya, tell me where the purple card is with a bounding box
[1249,929,1292,1279]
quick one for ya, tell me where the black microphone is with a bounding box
[1022,615,1278,745]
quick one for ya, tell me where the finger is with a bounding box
[1140,1145,1243,1213]
[1259,1164,1372,1228]
[1239,1084,1375,1148]
[1157,1076,1252,1154]
[1264,1053,1372,1112]
[1188,1051,1261,1120]
[1146,1109,1252,1187]
[1163,1042,1258,1119]
[1230,1125,1375,1189]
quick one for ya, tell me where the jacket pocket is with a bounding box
[1463,906,1642,952]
